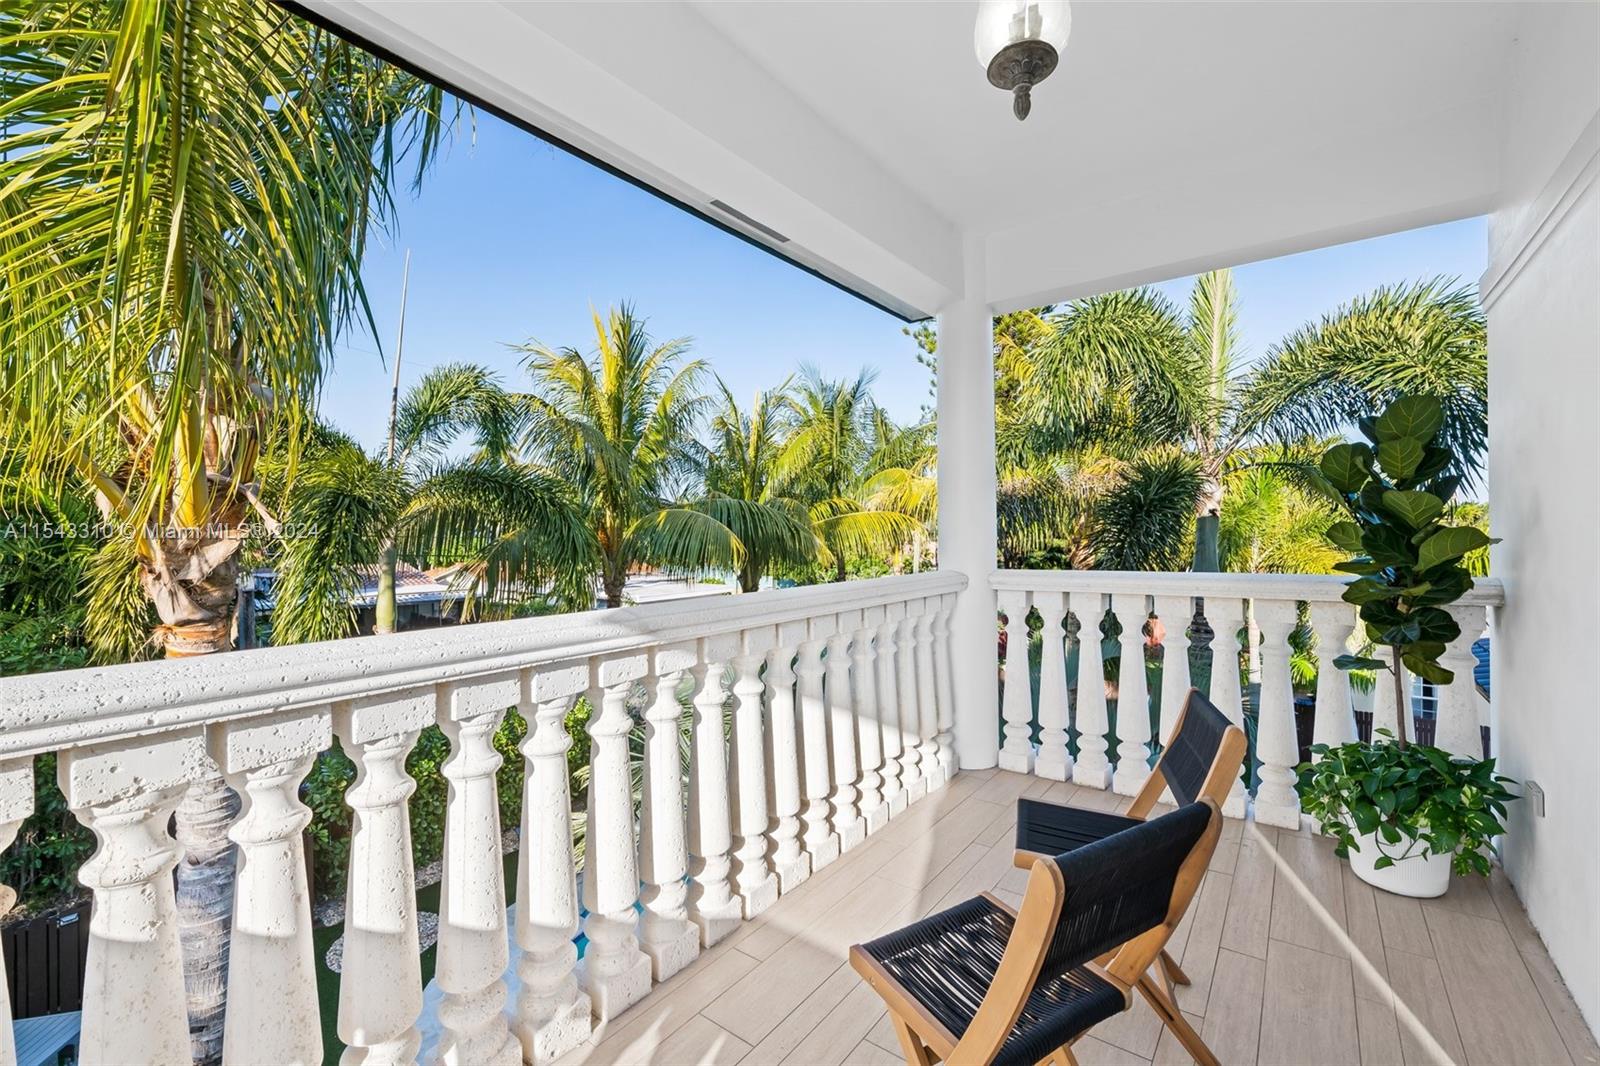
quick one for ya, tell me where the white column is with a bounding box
[798,619,841,869]
[1034,591,1072,781]
[1070,590,1112,790]
[896,609,925,801]
[60,731,202,1066]
[1253,600,1303,828]
[1309,602,1359,753]
[875,606,908,814]
[825,623,866,852]
[1204,596,1250,819]
[687,635,745,945]
[913,601,943,790]
[765,624,810,892]
[1111,592,1153,797]
[514,665,591,1062]
[852,612,889,833]
[334,692,433,1066]
[1154,595,1193,747]
[1437,604,1489,758]
[639,642,700,981]
[213,710,330,1066]
[729,630,780,916]
[998,589,1035,774]
[937,242,999,770]
[934,593,959,781]
[0,759,33,1066]
[580,655,652,1020]
[434,675,521,1066]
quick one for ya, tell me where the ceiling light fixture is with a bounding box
[974,0,1071,121]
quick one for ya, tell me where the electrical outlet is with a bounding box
[1525,780,1546,817]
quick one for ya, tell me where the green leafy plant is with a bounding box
[1299,732,1516,876]
[1313,395,1493,746]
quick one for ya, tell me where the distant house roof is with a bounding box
[350,563,467,607]
[250,564,468,611]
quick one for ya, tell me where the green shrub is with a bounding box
[0,754,96,912]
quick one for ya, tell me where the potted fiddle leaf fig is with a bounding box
[1298,395,1516,897]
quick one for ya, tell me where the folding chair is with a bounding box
[1014,688,1246,868]
[1012,688,1244,993]
[850,800,1223,1066]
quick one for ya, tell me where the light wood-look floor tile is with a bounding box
[1258,939,1361,1066]
[1422,902,1571,1065]
[572,769,1594,1066]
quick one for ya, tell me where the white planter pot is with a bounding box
[1346,829,1453,897]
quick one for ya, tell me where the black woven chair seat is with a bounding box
[857,895,1126,1066]
[1015,798,1141,857]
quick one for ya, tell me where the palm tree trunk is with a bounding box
[375,538,398,634]
[603,571,626,608]
[1192,468,1224,572]
[834,552,847,584]
[150,554,241,1066]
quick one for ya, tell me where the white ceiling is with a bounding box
[692,1,1515,234]
[305,0,1540,316]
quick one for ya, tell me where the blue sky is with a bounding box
[323,108,1487,451]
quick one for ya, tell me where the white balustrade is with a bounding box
[1309,601,1358,752]
[933,593,959,782]
[1252,601,1303,828]
[214,709,329,1066]
[514,665,591,1062]
[1033,591,1072,782]
[1070,591,1112,789]
[992,571,1506,825]
[686,634,744,946]
[62,730,203,1065]
[895,607,924,802]
[825,625,866,852]
[765,622,811,892]
[1111,592,1154,797]
[798,619,841,869]
[639,643,700,982]
[335,692,433,1065]
[435,675,521,1066]
[874,605,908,815]
[580,655,652,1020]
[913,602,943,791]
[1206,595,1250,818]
[852,614,889,833]
[997,589,1035,774]
[1154,594,1193,747]
[61,568,1564,1063]
[730,630,781,916]
[1438,604,1489,758]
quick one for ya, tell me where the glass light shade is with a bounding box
[973,0,1072,68]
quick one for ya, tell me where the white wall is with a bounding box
[1484,1,1600,1037]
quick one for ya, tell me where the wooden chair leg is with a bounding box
[1137,972,1219,1066]
[890,1012,935,1066]
[1161,947,1191,986]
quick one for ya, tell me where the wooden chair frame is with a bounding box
[850,800,1224,1066]
[1011,688,1246,999]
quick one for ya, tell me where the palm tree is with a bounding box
[0,3,451,1057]
[270,365,595,643]
[773,366,921,582]
[518,305,744,607]
[1005,273,1488,572]
[697,378,827,592]
[1240,278,1488,484]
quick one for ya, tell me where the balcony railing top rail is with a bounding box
[0,570,966,759]
[991,568,1505,606]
